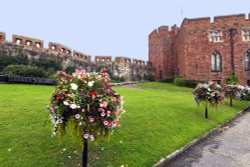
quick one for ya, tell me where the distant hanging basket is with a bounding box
[193,82,224,119]
[47,68,125,167]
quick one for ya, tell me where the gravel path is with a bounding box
[166,111,250,167]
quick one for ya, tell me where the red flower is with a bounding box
[89,91,97,97]
[56,96,61,101]
[101,68,107,73]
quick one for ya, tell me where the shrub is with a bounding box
[4,65,47,78]
[174,77,186,86]
[31,57,62,71]
[160,78,174,83]
[174,77,206,88]
[65,65,77,74]
[146,74,155,81]
[0,52,29,71]
[225,74,238,85]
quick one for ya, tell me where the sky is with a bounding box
[0,0,250,61]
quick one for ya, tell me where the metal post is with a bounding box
[205,106,208,119]
[82,139,88,167]
[229,28,237,75]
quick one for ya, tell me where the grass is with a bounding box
[136,82,194,93]
[0,83,249,167]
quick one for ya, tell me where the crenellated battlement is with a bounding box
[133,59,145,66]
[73,51,91,62]
[115,57,131,64]
[0,32,6,43]
[95,56,112,64]
[48,42,72,55]
[12,34,44,50]
[0,32,147,67]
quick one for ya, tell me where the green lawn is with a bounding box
[0,83,249,167]
[136,82,194,93]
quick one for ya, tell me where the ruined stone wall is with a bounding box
[0,33,149,81]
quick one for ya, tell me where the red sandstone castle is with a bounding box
[149,14,250,85]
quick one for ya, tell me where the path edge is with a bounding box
[153,105,250,167]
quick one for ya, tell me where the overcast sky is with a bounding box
[0,0,249,61]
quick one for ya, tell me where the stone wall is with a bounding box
[0,33,150,81]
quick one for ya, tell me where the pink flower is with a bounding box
[82,108,85,112]
[101,112,105,117]
[75,114,81,119]
[103,121,108,126]
[100,102,108,108]
[89,117,94,123]
[83,134,89,139]
[98,108,105,112]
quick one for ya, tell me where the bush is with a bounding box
[0,52,29,71]
[174,77,186,86]
[174,77,206,88]
[225,74,238,85]
[65,65,77,74]
[160,78,174,83]
[4,65,47,78]
[146,74,155,81]
[31,57,62,71]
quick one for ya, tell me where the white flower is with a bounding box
[70,83,78,90]
[238,85,244,90]
[70,103,77,109]
[63,101,69,106]
[88,81,94,87]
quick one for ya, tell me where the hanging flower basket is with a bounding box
[193,82,224,119]
[47,68,125,166]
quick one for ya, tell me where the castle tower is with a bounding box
[148,26,177,80]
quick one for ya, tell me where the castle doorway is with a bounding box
[159,70,162,80]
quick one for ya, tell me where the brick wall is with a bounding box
[149,13,250,85]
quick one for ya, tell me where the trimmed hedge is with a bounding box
[174,77,206,88]
[4,65,47,78]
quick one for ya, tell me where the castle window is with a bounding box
[26,41,32,46]
[244,49,250,71]
[36,42,41,48]
[96,58,99,61]
[209,30,223,43]
[51,45,56,50]
[61,48,65,53]
[102,58,105,62]
[211,51,222,72]
[16,39,22,45]
[242,29,250,41]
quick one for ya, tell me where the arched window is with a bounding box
[211,51,222,72]
[245,49,250,71]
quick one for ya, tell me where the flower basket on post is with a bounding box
[222,85,241,107]
[193,82,224,119]
[47,68,125,167]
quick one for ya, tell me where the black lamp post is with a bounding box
[229,28,237,75]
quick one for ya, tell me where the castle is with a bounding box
[0,32,150,81]
[149,13,250,85]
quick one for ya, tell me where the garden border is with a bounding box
[153,105,250,167]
